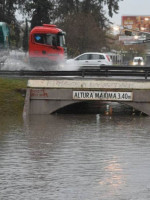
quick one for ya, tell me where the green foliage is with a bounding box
[0,78,27,115]
[103,0,121,17]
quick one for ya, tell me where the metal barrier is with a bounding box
[0,65,150,79]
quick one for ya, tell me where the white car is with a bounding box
[132,57,144,66]
[66,52,112,69]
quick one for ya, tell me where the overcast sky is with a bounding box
[17,0,150,24]
[108,0,150,25]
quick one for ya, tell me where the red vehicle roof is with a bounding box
[30,24,62,34]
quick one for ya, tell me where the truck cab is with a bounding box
[29,24,67,68]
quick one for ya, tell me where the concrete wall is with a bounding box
[23,79,150,116]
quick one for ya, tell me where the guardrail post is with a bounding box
[145,71,148,80]
[82,70,85,77]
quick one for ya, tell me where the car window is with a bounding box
[91,54,105,60]
[99,55,105,59]
[76,54,89,60]
[91,54,99,60]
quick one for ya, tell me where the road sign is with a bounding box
[73,91,133,101]
[119,35,146,41]
[122,16,150,32]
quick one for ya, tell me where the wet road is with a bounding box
[0,112,150,200]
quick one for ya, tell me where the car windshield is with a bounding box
[134,59,142,62]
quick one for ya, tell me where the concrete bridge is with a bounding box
[23,78,150,116]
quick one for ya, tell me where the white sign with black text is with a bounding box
[73,91,133,101]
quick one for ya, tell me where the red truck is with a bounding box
[29,24,67,68]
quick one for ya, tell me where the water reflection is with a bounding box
[1,114,150,199]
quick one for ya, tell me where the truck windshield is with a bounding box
[34,32,66,47]
[34,33,56,45]
[58,33,66,47]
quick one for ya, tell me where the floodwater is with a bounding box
[0,50,76,71]
[1,53,150,199]
[1,109,150,200]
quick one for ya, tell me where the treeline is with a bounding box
[0,0,122,56]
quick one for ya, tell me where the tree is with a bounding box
[61,13,107,56]
[54,0,80,22]
[24,0,54,29]
[55,0,122,56]
[55,0,122,27]
[0,0,15,23]
[22,19,29,52]
[0,0,24,48]
[81,0,109,28]
[103,0,122,17]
